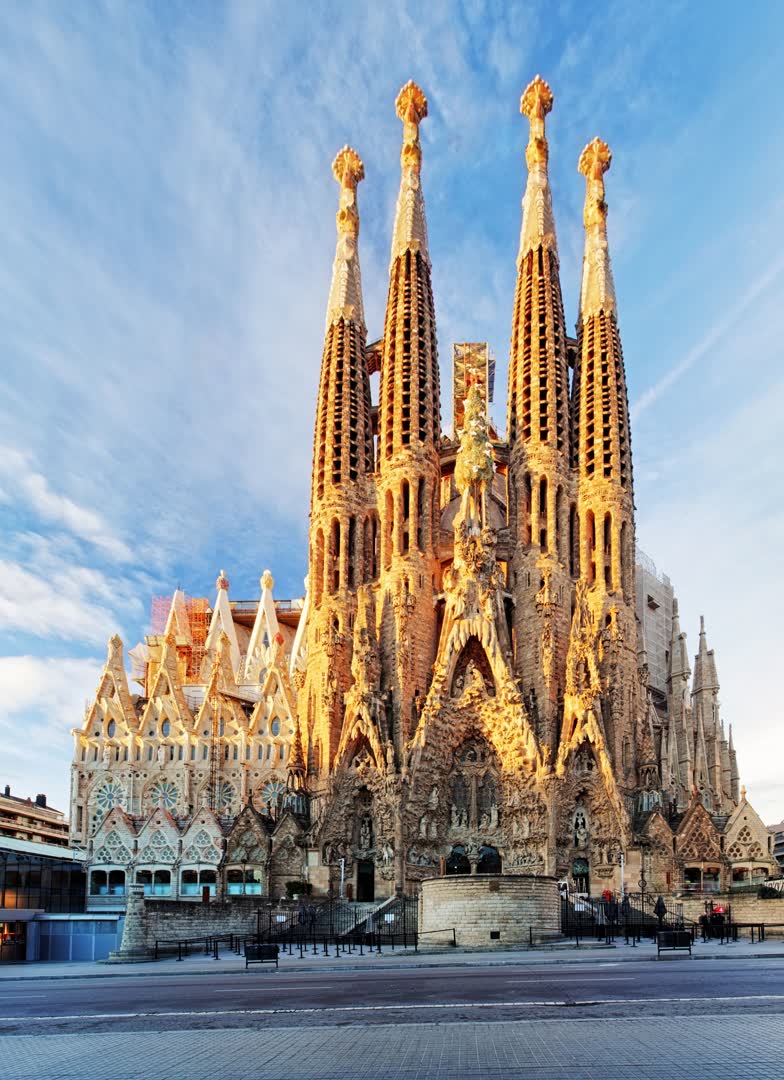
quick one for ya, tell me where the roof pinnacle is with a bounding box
[520,75,553,169]
[389,80,430,266]
[396,80,428,170]
[578,137,616,319]
[324,145,366,330]
[332,146,364,239]
[516,75,558,263]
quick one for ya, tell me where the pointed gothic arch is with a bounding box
[450,636,495,698]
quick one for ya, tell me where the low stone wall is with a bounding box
[419,874,560,947]
[111,885,278,959]
[139,896,262,948]
[677,893,784,933]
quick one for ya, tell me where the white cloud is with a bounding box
[631,253,784,420]
[0,447,133,562]
[0,654,103,813]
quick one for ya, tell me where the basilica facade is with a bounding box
[71,78,775,908]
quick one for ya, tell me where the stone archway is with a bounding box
[477,845,502,874]
[446,845,471,875]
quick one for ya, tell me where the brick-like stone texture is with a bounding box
[420,874,560,946]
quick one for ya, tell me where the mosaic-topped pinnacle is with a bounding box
[332,145,365,190]
[216,569,230,591]
[396,80,428,125]
[521,76,553,172]
[520,75,553,123]
[578,137,612,181]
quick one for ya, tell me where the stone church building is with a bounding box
[71,78,776,909]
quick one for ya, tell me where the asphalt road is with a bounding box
[1,957,783,1034]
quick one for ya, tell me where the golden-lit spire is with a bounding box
[325,145,366,331]
[390,80,429,266]
[578,137,616,319]
[507,75,569,453]
[518,75,557,262]
[572,136,632,493]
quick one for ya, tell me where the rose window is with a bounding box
[95,782,126,812]
[260,779,286,809]
[206,781,235,811]
[149,780,178,810]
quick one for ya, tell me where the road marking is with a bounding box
[214,985,333,992]
[2,994,784,1023]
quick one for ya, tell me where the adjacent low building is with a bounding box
[0,786,69,847]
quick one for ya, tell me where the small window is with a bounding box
[161,720,171,737]
[107,720,116,738]
[271,719,281,737]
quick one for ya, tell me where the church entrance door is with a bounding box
[357,859,375,902]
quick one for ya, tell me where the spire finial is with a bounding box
[332,146,364,239]
[396,80,428,170]
[516,76,558,263]
[260,569,274,592]
[520,75,553,168]
[216,569,230,591]
[700,614,706,635]
[578,137,616,319]
[324,146,366,330]
[389,81,430,266]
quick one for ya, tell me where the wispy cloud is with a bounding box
[0,654,103,808]
[631,253,784,420]
[0,448,133,562]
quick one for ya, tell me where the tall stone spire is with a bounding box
[570,137,637,780]
[506,77,573,756]
[305,146,377,777]
[507,75,569,455]
[379,80,440,465]
[572,137,634,587]
[377,80,441,747]
[691,615,724,809]
[312,147,374,506]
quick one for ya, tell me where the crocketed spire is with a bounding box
[380,80,440,461]
[572,138,632,492]
[312,146,374,501]
[507,75,569,452]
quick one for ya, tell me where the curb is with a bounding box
[1,948,782,982]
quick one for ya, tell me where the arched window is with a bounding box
[90,870,108,896]
[586,510,596,584]
[108,869,125,896]
[348,516,357,589]
[603,513,612,590]
[569,502,578,577]
[401,479,410,554]
[161,719,171,738]
[384,489,394,569]
[446,845,470,875]
[314,528,324,606]
[107,719,116,738]
[416,478,426,551]
[477,845,502,875]
[539,476,548,551]
[330,518,341,593]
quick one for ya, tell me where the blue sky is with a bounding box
[1,0,782,822]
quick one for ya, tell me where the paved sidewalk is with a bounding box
[1,1013,782,1079]
[1,936,782,981]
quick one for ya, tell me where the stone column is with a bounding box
[107,884,150,962]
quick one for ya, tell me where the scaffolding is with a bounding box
[149,594,209,683]
[452,342,495,432]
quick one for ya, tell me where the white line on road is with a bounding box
[2,994,784,1023]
